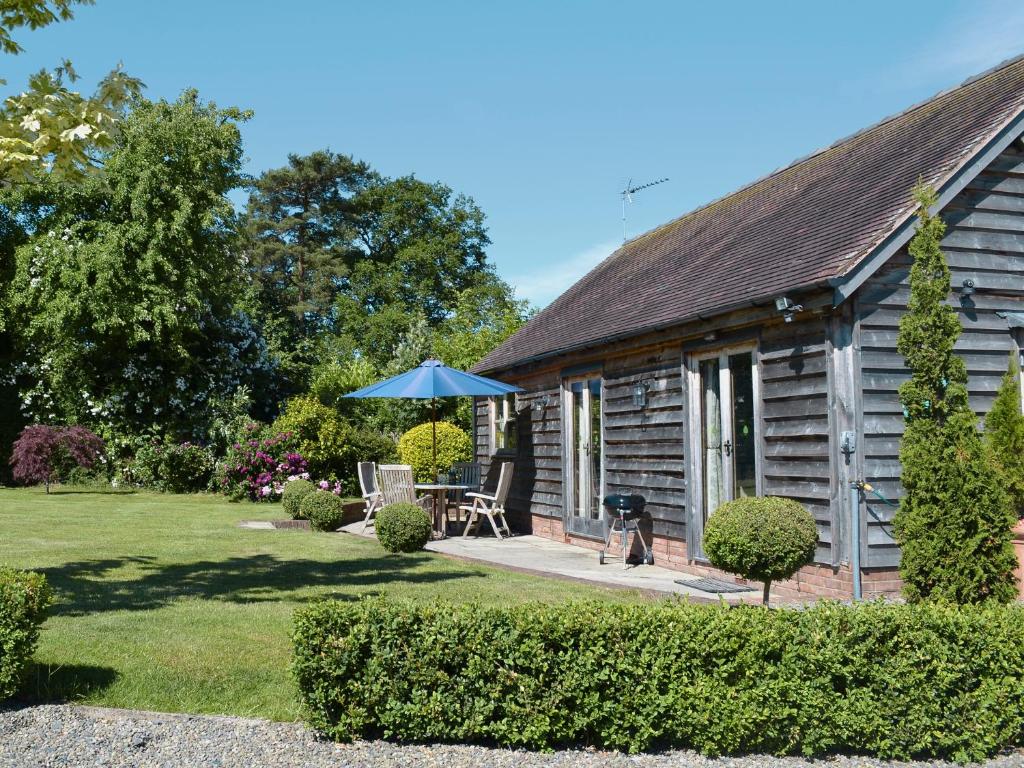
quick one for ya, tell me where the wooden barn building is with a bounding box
[471,56,1024,600]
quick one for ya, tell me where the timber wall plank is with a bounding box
[854,145,1024,568]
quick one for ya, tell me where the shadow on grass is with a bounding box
[40,552,475,617]
[19,661,119,703]
[46,488,137,496]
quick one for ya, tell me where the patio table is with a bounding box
[415,483,470,539]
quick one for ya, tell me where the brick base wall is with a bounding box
[523,512,902,602]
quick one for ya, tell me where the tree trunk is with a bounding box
[762,580,771,606]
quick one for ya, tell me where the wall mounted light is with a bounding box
[961,278,976,296]
[632,381,650,409]
[774,295,804,323]
[533,394,550,413]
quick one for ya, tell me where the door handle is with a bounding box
[723,440,732,457]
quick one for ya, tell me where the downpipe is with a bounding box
[848,481,863,601]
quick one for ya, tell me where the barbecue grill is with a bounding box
[598,493,654,569]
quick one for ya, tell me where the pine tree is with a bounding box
[893,183,1018,604]
[983,353,1024,518]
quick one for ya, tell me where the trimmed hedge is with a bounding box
[293,598,1024,761]
[376,502,432,553]
[1,567,53,701]
[300,490,345,532]
[283,479,316,519]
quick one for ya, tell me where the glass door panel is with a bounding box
[690,348,759,559]
[729,352,757,499]
[700,358,724,523]
[564,376,604,536]
[589,379,602,520]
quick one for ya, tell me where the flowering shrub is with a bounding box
[218,427,309,502]
[9,425,106,493]
[317,479,346,496]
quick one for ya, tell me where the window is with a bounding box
[490,394,518,454]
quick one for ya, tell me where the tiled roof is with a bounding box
[476,56,1024,373]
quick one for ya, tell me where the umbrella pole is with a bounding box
[431,398,437,480]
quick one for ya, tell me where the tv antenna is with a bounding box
[621,177,669,242]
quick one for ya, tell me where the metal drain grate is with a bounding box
[675,576,751,594]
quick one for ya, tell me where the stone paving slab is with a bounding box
[339,521,756,601]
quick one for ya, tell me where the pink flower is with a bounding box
[318,480,329,490]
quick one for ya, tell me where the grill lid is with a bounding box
[602,494,645,513]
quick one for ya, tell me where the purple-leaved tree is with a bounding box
[9,425,105,493]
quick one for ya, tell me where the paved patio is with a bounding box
[339,521,758,602]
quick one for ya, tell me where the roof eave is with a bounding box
[830,103,1024,306]
[473,278,835,376]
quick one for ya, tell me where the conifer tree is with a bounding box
[983,353,1024,518]
[893,183,1017,603]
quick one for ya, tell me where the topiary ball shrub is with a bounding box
[300,490,345,532]
[376,502,432,553]
[703,496,817,605]
[283,479,316,519]
[397,421,472,482]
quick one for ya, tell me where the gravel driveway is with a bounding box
[2,704,1023,768]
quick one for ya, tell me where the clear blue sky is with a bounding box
[5,0,1023,307]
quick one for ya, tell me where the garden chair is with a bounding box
[357,461,384,533]
[446,461,482,522]
[377,464,433,512]
[460,461,513,540]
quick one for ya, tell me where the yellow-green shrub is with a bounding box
[397,422,471,482]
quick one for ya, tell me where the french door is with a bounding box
[563,377,604,537]
[687,347,759,559]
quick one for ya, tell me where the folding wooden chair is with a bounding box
[447,461,481,522]
[377,464,433,510]
[357,461,384,533]
[460,461,513,539]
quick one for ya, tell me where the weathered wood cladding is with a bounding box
[474,371,564,522]
[601,351,686,539]
[758,317,835,564]
[854,144,1024,568]
[473,309,841,562]
[472,138,1024,576]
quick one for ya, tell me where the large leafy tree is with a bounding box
[246,151,501,375]
[337,174,493,364]
[245,150,372,332]
[0,1,144,183]
[4,91,271,441]
[893,183,1017,604]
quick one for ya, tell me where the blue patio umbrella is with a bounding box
[344,359,522,476]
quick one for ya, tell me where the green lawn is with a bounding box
[0,488,647,720]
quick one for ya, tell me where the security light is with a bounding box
[775,295,803,323]
[961,278,976,296]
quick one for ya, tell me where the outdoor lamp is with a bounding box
[774,295,803,323]
[961,278,976,296]
[632,381,649,409]
[533,394,550,413]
